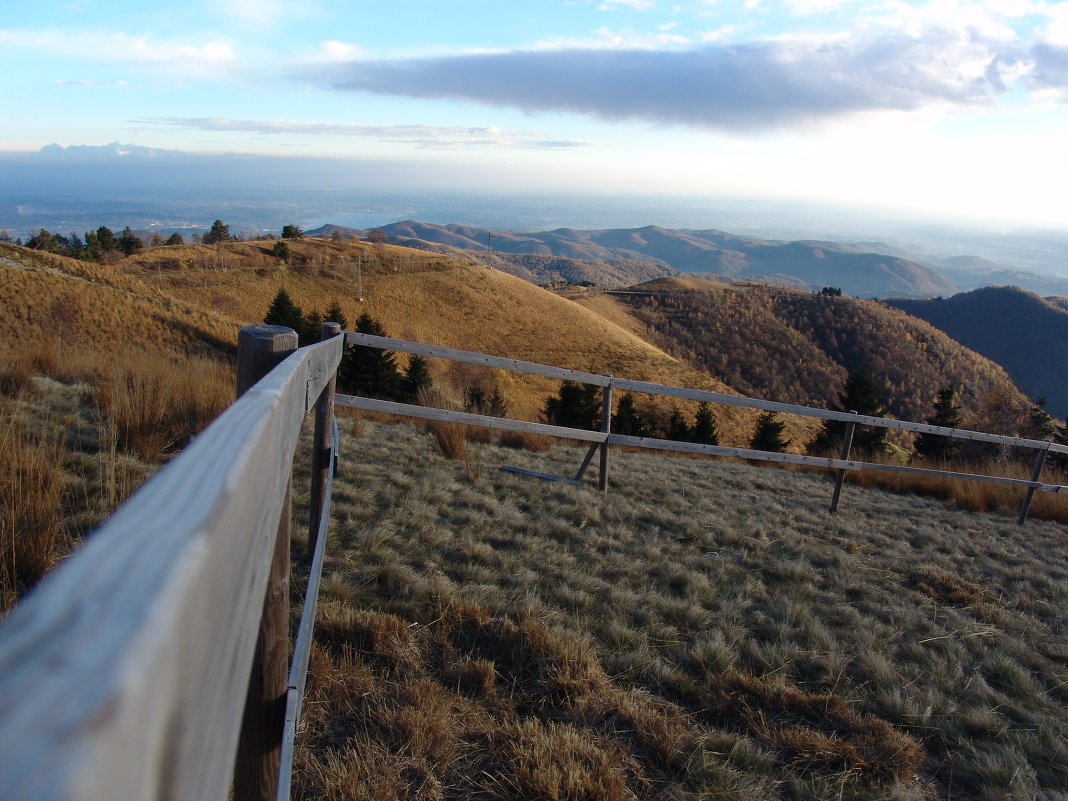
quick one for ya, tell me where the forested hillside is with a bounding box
[578,279,1032,429]
[886,286,1068,419]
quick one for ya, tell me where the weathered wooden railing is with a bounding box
[1,325,1065,801]
[0,323,343,801]
[337,331,1068,523]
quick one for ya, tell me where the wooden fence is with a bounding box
[0,324,343,801]
[336,331,1068,523]
[1,324,1065,801]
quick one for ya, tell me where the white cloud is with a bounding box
[219,0,289,25]
[0,29,237,74]
[55,79,130,86]
[316,40,364,62]
[138,116,597,150]
[1038,1,1068,46]
[597,0,657,9]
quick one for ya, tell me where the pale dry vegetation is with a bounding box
[0,338,233,612]
[290,419,1068,801]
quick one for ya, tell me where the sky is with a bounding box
[2,0,1068,229]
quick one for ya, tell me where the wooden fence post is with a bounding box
[598,377,613,493]
[1018,441,1051,524]
[829,411,857,513]
[234,325,298,801]
[309,322,341,558]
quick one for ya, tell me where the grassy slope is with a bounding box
[125,238,795,441]
[0,244,239,355]
[293,419,1068,801]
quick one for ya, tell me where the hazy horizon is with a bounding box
[3,1,1068,232]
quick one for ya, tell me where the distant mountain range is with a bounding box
[311,221,957,298]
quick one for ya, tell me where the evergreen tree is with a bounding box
[95,226,117,253]
[281,224,304,239]
[263,288,306,335]
[165,233,184,246]
[203,219,231,245]
[749,411,790,453]
[25,229,57,252]
[117,227,143,256]
[667,406,690,441]
[689,402,719,445]
[808,369,888,455]
[323,300,348,331]
[302,309,323,347]
[544,381,601,430]
[914,385,962,460]
[612,393,648,437]
[400,355,433,403]
[271,241,290,260]
[339,313,402,399]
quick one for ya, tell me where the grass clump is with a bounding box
[0,413,67,612]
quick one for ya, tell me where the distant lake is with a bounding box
[303,211,416,230]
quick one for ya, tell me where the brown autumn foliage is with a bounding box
[603,279,1029,425]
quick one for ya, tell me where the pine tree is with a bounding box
[203,219,231,245]
[689,402,719,445]
[400,355,433,403]
[281,224,304,240]
[117,227,143,256]
[808,369,888,455]
[323,300,348,331]
[612,393,648,437]
[338,313,402,399]
[544,381,601,430]
[263,288,305,333]
[914,386,962,460]
[164,233,184,246]
[749,411,790,453]
[667,406,690,441]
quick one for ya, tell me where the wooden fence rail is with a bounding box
[0,326,343,801]
[341,331,1068,520]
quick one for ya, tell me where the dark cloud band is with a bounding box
[320,38,1000,131]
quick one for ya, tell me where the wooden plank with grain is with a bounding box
[0,335,343,801]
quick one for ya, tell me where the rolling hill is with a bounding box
[885,285,1068,419]
[571,277,1033,430]
[1,239,789,445]
[322,221,959,298]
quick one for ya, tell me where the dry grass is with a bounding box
[0,336,234,611]
[417,386,467,461]
[0,410,67,612]
[292,419,1068,801]
[844,454,1068,524]
[89,350,232,461]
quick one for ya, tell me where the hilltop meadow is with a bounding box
[289,418,1068,801]
[2,234,1068,799]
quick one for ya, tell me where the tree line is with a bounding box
[0,219,311,263]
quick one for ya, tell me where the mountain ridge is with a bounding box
[310,221,957,298]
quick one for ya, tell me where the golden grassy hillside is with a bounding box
[118,237,797,443]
